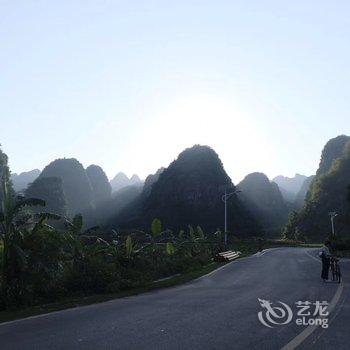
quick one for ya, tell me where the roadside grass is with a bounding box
[230,239,322,257]
[0,239,323,324]
[0,261,223,324]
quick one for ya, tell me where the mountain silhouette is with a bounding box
[25,176,67,216]
[39,158,94,217]
[273,174,308,202]
[294,175,315,209]
[238,172,289,234]
[110,172,142,193]
[112,145,261,236]
[11,169,41,193]
[86,165,112,205]
[284,135,350,241]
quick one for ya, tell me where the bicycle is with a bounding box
[330,256,342,283]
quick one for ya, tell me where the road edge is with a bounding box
[280,249,344,350]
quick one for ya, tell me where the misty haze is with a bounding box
[0,2,349,350]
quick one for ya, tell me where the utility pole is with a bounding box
[222,188,241,247]
[329,212,338,235]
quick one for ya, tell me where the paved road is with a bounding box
[0,248,348,349]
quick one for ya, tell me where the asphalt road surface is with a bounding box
[0,247,348,350]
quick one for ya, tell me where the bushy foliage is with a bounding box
[0,147,14,202]
[316,135,350,176]
[327,235,350,252]
[283,136,350,241]
[1,178,220,310]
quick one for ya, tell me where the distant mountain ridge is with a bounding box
[238,172,289,234]
[273,174,308,202]
[294,175,315,209]
[6,138,347,243]
[110,172,142,192]
[112,145,261,236]
[11,169,41,192]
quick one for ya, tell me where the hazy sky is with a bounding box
[1,1,349,182]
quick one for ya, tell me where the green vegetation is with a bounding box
[2,145,257,315]
[2,135,350,322]
[230,238,321,257]
[0,165,225,311]
[283,135,350,242]
[327,235,350,258]
[0,261,221,323]
[0,237,318,323]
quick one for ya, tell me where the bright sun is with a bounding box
[123,93,275,182]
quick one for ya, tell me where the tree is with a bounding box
[282,211,300,240]
[0,147,14,202]
[0,166,46,295]
[284,137,350,241]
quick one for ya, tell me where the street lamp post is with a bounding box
[329,212,338,236]
[222,188,241,247]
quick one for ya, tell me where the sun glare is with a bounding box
[123,94,275,181]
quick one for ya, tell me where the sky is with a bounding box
[1,1,349,183]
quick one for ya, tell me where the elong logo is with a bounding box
[258,299,293,328]
[258,299,329,329]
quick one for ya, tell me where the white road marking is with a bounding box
[280,251,344,350]
[305,250,321,263]
[196,257,247,280]
[254,248,281,257]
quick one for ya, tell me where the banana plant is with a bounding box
[64,214,108,263]
[176,225,207,257]
[137,219,173,252]
[166,242,175,256]
[125,235,138,259]
[0,165,46,292]
[151,218,162,239]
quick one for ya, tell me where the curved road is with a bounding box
[0,248,348,349]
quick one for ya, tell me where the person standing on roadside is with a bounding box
[320,240,332,282]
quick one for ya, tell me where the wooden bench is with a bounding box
[215,250,241,262]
